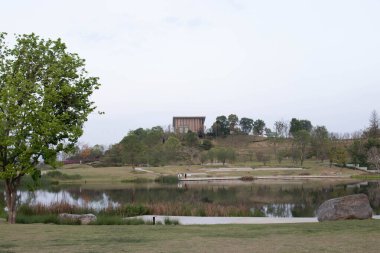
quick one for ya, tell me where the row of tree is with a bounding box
[100,127,212,167]
[208,114,314,138]
[71,111,379,169]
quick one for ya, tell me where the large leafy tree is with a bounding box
[289,118,312,136]
[0,33,100,223]
[239,117,253,135]
[253,119,265,136]
[212,115,229,137]
[227,114,239,133]
[293,130,311,166]
[311,126,329,162]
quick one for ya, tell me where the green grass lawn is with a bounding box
[1,220,380,253]
[54,162,366,185]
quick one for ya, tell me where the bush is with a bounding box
[154,175,178,184]
[199,139,213,150]
[240,176,254,181]
[45,170,82,180]
[121,178,153,183]
[164,217,180,225]
[100,204,150,217]
[15,214,80,225]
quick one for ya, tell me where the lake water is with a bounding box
[10,180,380,217]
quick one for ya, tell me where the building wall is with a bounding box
[173,117,205,134]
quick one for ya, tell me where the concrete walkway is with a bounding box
[135,167,160,175]
[133,215,380,225]
[134,215,318,225]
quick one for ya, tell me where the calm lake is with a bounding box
[11,180,380,217]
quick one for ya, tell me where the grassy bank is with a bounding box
[53,162,365,185]
[1,220,380,252]
[351,174,380,180]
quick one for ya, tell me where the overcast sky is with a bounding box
[1,0,379,145]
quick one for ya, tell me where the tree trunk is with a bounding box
[5,180,18,224]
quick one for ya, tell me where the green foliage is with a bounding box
[120,134,145,168]
[289,118,312,136]
[311,126,329,161]
[183,131,199,147]
[0,33,100,223]
[44,170,82,180]
[163,136,182,162]
[164,217,180,225]
[239,117,254,135]
[15,214,81,225]
[154,175,179,184]
[200,152,209,164]
[276,149,287,164]
[250,208,266,217]
[351,174,380,180]
[228,114,239,133]
[293,130,311,166]
[91,216,147,225]
[211,147,236,165]
[103,204,150,217]
[329,146,348,166]
[211,115,230,137]
[348,139,368,166]
[253,119,266,136]
[120,178,153,183]
[199,139,213,150]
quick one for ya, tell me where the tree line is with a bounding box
[68,110,380,170]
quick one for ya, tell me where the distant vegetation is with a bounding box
[64,111,380,170]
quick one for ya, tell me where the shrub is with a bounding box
[45,170,82,180]
[91,216,149,225]
[100,204,150,217]
[154,175,178,184]
[15,214,80,225]
[164,217,180,225]
[121,178,153,183]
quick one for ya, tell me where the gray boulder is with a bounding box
[317,194,373,222]
[59,213,97,225]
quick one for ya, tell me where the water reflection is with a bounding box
[20,190,119,210]
[11,180,380,217]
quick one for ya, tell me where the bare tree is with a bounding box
[368,110,379,138]
[367,147,380,170]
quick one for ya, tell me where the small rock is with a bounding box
[59,213,97,225]
[317,194,373,222]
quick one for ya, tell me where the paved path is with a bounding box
[135,168,160,175]
[254,167,303,171]
[132,215,380,225]
[134,215,318,225]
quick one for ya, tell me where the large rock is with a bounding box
[59,213,97,225]
[317,194,373,222]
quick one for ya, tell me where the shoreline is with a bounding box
[133,215,380,225]
[179,175,351,182]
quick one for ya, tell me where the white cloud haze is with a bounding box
[1,0,379,145]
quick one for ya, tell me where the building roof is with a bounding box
[173,116,206,119]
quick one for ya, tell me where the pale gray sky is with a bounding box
[1,0,379,145]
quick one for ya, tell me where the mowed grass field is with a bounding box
[1,220,380,253]
[56,162,365,185]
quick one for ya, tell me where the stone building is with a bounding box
[172,116,206,135]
